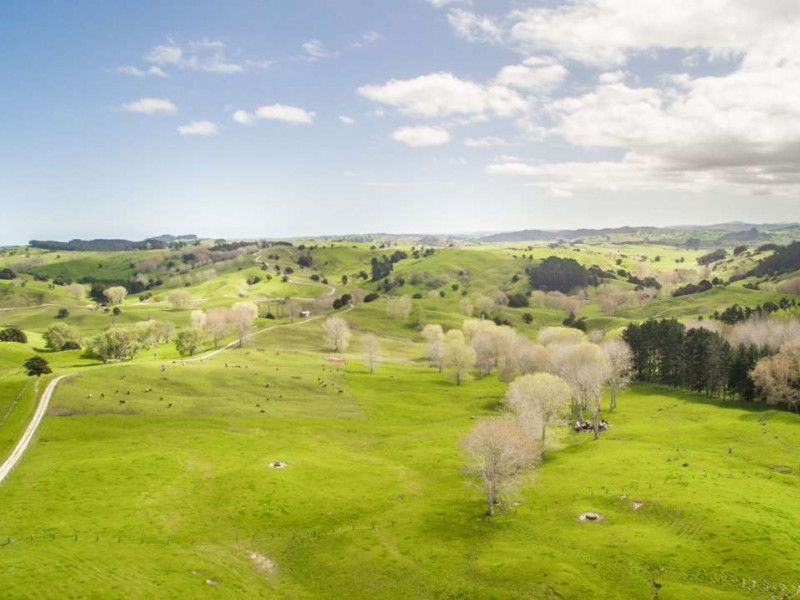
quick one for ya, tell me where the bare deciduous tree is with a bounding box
[422,324,445,371]
[230,302,258,347]
[443,336,476,385]
[386,295,412,319]
[462,417,538,516]
[550,342,611,439]
[362,333,380,373]
[65,283,86,302]
[537,326,586,347]
[167,290,195,310]
[190,309,207,330]
[752,338,800,410]
[323,316,351,352]
[504,373,572,452]
[205,307,230,348]
[602,339,633,411]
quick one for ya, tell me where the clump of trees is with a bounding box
[623,317,800,408]
[697,249,727,265]
[43,323,82,351]
[526,256,597,293]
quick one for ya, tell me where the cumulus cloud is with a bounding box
[121,97,177,115]
[505,0,800,67]
[339,115,355,125]
[117,65,167,78]
[177,121,219,136]
[233,103,315,125]
[433,1,800,195]
[391,126,451,147]
[357,72,527,118]
[496,57,567,92]
[447,9,501,43]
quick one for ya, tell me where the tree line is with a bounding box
[623,318,800,408]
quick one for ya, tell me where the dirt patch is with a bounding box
[578,512,604,522]
[268,461,287,469]
[632,500,644,510]
[250,551,276,574]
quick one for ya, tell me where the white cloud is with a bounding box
[447,9,501,43]
[177,121,219,136]
[117,65,167,78]
[339,115,355,125]
[301,39,331,60]
[234,103,315,125]
[391,126,451,147]
[232,110,252,125]
[357,72,527,118]
[465,136,510,147]
[144,39,264,74]
[506,1,800,67]
[436,2,800,195]
[496,57,567,92]
[427,0,468,7]
[353,31,381,48]
[487,154,708,193]
[121,97,177,115]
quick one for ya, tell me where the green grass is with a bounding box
[2,333,800,598]
[0,241,799,597]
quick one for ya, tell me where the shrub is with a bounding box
[56,308,70,319]
[363,292,380,303]
[507,293,529,308]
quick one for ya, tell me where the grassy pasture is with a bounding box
[0,241,799,597]
[1,344,800,598]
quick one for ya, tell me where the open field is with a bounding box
[0,238,799,598]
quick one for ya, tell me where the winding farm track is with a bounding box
[0,375,67,485]
[0,282,349,483]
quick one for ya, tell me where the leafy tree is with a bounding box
[24,356,51,376]
[90,328,140,362]
[0,327,27,343]
[175,328,202,356]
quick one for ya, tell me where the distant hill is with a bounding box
[479,223,800,246]
[29,234,197,252]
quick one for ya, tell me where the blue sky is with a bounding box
[1,0,798,243]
